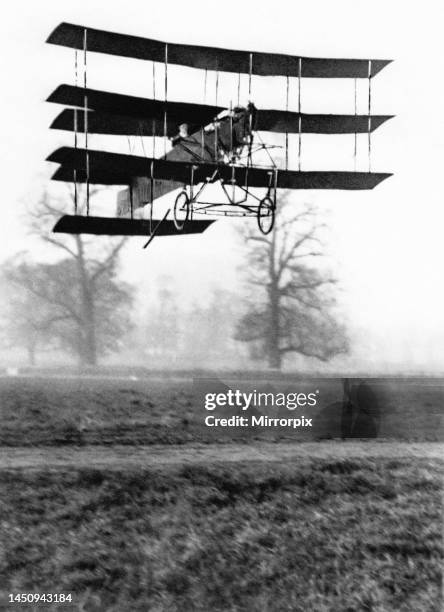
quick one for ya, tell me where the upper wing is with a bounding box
[47,22,392,78]
[48,147,392,190]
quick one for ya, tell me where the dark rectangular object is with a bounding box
[53,215,215,236]
[47,85,222,127]
[48,147,392,191]
[47,22,391,78]
[256,110,393,134]
[51,165,130,185]
[51,108,181,138]
[51,107,393,136]
[48,147,198,184]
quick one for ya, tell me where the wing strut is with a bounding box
[298,58,302,171]
[74,50,79,213]
[285,74,289,170]
[164,43,168,156]
[367,60,372,172]
[151,59,157,158]
[353,77,357,171]
[83,28,90,215]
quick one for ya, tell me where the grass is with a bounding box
[0,376,442,609]
[0,376,443,446]
[0,457,442,611]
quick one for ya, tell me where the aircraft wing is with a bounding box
[53,214,214,236]
[51,106,392,137]
[255,110,393,134]
[51,108,178,138]
[48,85,223,136]
[48,85,392,137]
[48,147,392,191]
[47,22,392,78]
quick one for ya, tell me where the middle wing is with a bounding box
[48,147,392,190]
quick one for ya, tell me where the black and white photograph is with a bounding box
[0,1,443,610]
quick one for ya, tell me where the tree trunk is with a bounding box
[268,346,282,369]
[27,343,36,366]
[83,296,97,366]
[267,279,281,369]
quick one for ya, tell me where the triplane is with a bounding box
[46,23,393,242]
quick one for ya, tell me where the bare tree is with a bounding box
[1,254,133,366]
[4,186,134,366]
[0,263,58,365]
[236,194,348,369]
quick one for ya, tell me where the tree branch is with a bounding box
[91,239,127,281]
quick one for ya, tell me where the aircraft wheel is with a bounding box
[173,190,190,230]
[257,197,275,235]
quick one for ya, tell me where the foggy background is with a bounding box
[0,0,443,373]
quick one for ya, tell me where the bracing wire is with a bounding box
[127,135,133,154]
[215,63,219,107]
[152,61,156,100]
[214,62,221,161]
[248,53,253,99]
[138,123,147,158]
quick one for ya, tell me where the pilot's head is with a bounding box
[179,123,189,138]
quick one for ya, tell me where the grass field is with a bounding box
[0,457,442,611]
[0,375,443,446]
[0,375,442,611]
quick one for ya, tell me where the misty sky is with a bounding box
[1,0,443,372]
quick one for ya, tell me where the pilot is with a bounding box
[232,102,256,148]
[171,123,189,145]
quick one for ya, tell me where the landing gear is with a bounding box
[173,190,190,230]
[257,196,275,235]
